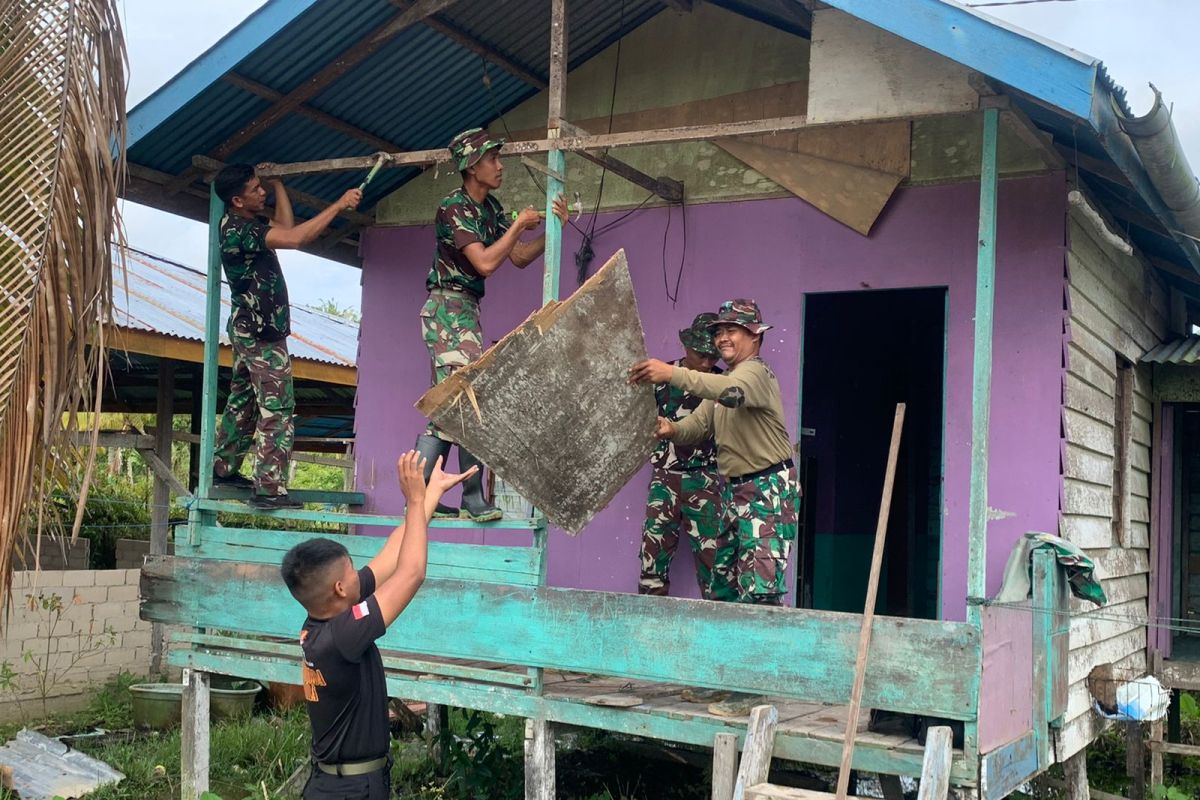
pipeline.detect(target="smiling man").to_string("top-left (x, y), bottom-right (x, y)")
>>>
top-left (414, 127), bottom-right (568, 523)
top-left (629, 298), bottom-right (800, 715)
top-left (210, 163), bottom-right (361, 509)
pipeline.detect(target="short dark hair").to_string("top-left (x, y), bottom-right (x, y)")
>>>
top-left (213, 163), bottom-right (256, 206)
top-left (281, 538), bottom-right (349, 607)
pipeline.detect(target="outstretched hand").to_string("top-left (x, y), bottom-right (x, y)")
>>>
top-left (396, 450), bottom-right (427, 505)
top-left (427, 455), bottom-right (478, 496)
top-left (628, 358), bottom-right (672, 385)
top-left (654, 416), bottom-right (675, 440)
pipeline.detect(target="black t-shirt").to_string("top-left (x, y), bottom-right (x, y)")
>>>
top-left (300, 566), bottom-right (388, 763)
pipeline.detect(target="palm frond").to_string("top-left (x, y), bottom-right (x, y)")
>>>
top-left (0, 0), bottom-right (127, 612)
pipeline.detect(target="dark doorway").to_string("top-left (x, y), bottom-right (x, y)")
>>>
top-left (799, 289), bottom-right (946, 619)
top-left (1176, 406), bottom-right (1200, 655)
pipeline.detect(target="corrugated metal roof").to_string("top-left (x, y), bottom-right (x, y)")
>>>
top-left (0, 729), bottom-right (124, 800)
top-left (125, 0), bottom-right (663, 218)
top-left (113, 245), bottom-right (358, 367)
top-left (1142, 335), bottom-right (1200, 365)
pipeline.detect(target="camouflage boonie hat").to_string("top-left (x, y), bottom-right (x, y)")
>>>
top-left (710, 299), bottom-right (771, 335)
top-left (679, 312), bottom-right (718, 356)
top-left (448, 127), bottom-right (505, 171)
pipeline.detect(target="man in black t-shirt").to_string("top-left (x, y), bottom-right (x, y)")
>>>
top-left (282, 450), bottom-right (475, 799)
top-left (211, 163), bottom-right (362, 510)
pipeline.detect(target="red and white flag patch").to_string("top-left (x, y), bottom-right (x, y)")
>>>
top-left (351, 601), bottom-right (370, 620)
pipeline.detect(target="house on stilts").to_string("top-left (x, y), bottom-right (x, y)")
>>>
top-left (124, 0), bottom-right (1200, 796)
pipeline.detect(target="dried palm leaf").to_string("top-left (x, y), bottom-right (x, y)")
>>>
top-left (0, 0), bottom-right (127, 614)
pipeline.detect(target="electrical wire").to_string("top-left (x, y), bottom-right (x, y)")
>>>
top-left (966, 0), bottom-right (1080, 7)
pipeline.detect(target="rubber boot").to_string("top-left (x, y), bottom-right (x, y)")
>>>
top-left (415, 434), bottom-right (458, 519)
top-left (457, 448), bottom-right (502, 522)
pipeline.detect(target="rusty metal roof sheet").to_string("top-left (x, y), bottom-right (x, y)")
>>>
top-left (113, 245), bottom-right (358, 367)
top-left (0, 729), bottom-right (124, 800)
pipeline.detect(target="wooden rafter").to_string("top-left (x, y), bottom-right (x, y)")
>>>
top-left (558, 120), bottom-right (682, 202)
top-left (212, 0), bottom-right (463, 161)
top-left (190, 156), bottom-right (374, 226)
top-left (222, 73), bottom-right (401, 154)
top-left (660, 0), bottom-right (694, 10)
top-left (387, 0), bottom-right (548, 89)
top-left (255, 115), bottom-right (813, 178)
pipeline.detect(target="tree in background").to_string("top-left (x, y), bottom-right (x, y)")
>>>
top-left (313, 297), bottom-right (362, 324)
top-left (0, 0), bottom-right (127, 608)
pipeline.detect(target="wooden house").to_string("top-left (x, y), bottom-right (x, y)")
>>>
top-left (124, 1), bottom-right (1200, 796)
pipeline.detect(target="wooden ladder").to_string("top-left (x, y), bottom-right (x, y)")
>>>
top-left (723, 704), bottom-right (953, 800)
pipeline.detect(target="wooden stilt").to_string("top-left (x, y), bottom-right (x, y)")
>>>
top-left (713, 732), bottom-right (738, 800)
top-left (734, 705), bottom-right (779, 800)
top-left (149, 358), bottom-right (175, 679)
top-left (1062, 751), bottom-right (1090, 800)
top-left (916, 727), bottom-right (952, 800)
top-left (181, 669), bottom-right (211, 799)
top-left (1126, 720), bottom-right (1146, 800)
top-left (1149, 651), bottom-right (1164, 787)
top-left (524, 717), bottom-right (556, 800)
top-left (426, 702), bottom-right (448, 770)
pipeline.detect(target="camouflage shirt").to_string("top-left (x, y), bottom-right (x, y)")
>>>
top-left (651, 359), bottom-right (721, 472)
top-left (427, 187), bottom-right (510, 299)
top-left (219, 213), bottom-right (290, 342)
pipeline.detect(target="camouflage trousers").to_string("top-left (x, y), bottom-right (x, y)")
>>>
top-left (213, 332), bottom-right (295, 496)
top-left (638, 466), bottom-right (735, 600)
top-left (713, 464), bottom-right (800, 606)
top-left (420, 290), bottom-right (483, 439)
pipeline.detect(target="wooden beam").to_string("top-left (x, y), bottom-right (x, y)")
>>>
top-left (1056, 142), bottom-right (1133, 188)
top-left (138, 447), bottom-right (193, 500)
top-left (547, 0), bottom-right (568, 131)
top-left (191, 155), bottom-right (375, 227)
top-left (221, 73), bottom-right (401, 154)
top-left (181, 669), bottom-right (211, 799)
top-left (1148, 255), bottom-right (1200, 287)
top-left (106, 325), bottom-right (359, 386)
top-left (211, 0), bottom-right (464, 161)
top-left (661, 0), bottom-right (694, 10)
top-left (256, 115), bottom-right (813, 178)
top-left (123, 163), bottom-right (364, 266)
top-left (559, 120), bottom-right (683, 202)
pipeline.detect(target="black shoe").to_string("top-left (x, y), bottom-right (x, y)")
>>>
top-left (415, 434), bottom-right (458, 518)
top-left (249, 493), bottom-right (303, 510)
top-left (213, 471), bottom-right (254, 489)
top-left (457, 448), bottom-right (502, 523)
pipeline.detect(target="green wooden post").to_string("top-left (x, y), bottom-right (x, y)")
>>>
top-left (1031, 547), bottom-right (1068, 769)
top-left (198, 185), bottom-right (223, 499)
top-left (542, 149), bottom-right (565, 305)
top-left (966, 108), bottom-right (999, 628)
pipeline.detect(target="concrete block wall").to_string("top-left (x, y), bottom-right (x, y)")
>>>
top-left (0, 569), bottom-right (149, 721)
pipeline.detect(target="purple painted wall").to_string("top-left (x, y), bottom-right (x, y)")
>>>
top-left (356, 173), bottom-right (1067, 621)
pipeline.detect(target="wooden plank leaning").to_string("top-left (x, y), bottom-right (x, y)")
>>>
top-left (834, 403), bottom-right (906, 799)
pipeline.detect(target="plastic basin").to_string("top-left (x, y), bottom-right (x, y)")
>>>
top-left (129, 680), bottom-right (262, 729)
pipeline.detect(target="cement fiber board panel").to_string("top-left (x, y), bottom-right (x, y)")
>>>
top-left (417, 249), bottom-right (656, 533)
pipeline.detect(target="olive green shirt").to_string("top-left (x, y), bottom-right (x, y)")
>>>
top-left (669, 357), bottom-right (793, 478)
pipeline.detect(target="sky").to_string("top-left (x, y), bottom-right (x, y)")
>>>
top-left (117, 0), bottom-right (1200, 315)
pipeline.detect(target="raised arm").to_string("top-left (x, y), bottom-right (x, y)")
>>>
top-left (367, 455), bottom-right (476, 586)
top-left (265, 187), bottom-right (361, 251)
top-left (261, 173), bottom-right (294, 228)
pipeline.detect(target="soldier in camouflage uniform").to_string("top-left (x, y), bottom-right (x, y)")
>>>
top-left (210, 163), bottom-right (362, 510)
top-left (638, 313), bottom-right (734, 600)
top-left (630, 299), bottom-right (800, 716)
top-left (415, 128), bottom-right (568, 522)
